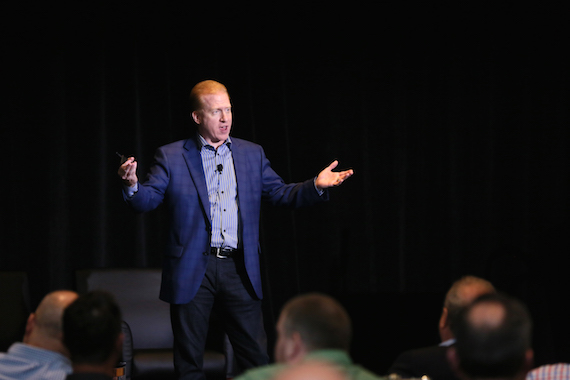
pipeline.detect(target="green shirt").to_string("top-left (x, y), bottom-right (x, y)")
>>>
top-left (235, 350), bottom-right (387, 380)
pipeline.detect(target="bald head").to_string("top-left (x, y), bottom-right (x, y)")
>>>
top-left (441, 276), bottom-right (496, 340)
top-left (467, 301), bottom-right (506, 330)
top-left (445, 276), bottom-right (496, 314)
top-left (24, 290), bottom-right (78, 350)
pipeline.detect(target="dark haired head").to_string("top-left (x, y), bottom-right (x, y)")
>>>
top-left (450, 293), bottom-right (533, 379)
top-left (280, 293), bottom-right (352, 351)
top-left (63, 290), bottom-right (122, 365)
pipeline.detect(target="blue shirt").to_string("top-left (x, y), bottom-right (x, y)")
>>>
top-left (197, 135), bottom-right (239, 249)
top-left (0, 343), bottom-right (72, 380)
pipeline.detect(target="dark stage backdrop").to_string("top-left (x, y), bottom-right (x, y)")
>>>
top-left (2, 1), bottom-right (569, 374)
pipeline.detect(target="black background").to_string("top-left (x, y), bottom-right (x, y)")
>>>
top-left (2, 0), bottom-right (569, 374)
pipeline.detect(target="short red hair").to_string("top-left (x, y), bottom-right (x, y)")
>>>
top-left (189, 80), bottom-right (230, 112)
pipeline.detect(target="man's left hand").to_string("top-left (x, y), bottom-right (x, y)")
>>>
top-left (315, 160), bottom-right (354, 191)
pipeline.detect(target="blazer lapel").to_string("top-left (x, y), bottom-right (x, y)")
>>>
top-left (231, 138), bottom-right (249, 198)
top-left (183, 138), bottom-right (211, 226)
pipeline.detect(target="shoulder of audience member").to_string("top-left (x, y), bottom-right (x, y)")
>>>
top-left (234, 363), bottom-right (288, 380)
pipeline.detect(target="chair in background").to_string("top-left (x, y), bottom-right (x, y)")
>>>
top-left (75, 268), bottom-right (227, 380)
top-left (120, 320), bottom-right (134, 379)
top-left (0, 271), bottom-right (31, 352)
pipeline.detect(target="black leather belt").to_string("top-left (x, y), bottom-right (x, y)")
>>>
top-left (210, 247), bottom-right (242, 258)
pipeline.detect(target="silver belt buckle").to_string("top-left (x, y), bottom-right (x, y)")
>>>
top-left (214, 247), bottom-right (227, 259)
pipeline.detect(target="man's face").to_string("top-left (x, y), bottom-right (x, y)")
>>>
top-left (192, 91), bottom-right (232, 148)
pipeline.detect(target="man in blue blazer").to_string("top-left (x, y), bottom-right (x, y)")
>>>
top-left (118, 80), bottom-right (353, 380)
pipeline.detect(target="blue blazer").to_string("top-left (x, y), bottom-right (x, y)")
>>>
top-left (124, 136), bottom-right (328, 304)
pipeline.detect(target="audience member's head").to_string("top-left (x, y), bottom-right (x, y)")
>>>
top-left (274, 293), bottom-right (352, 365)
top-left (274, 360), bottom-right (349, 380)
top-left (23, 290), bottom-right (79, 356)
top-left (447, 293), bottom-right (533, 380)
top-left (63, 290), bottom-right (123, 376)
top-left (440, 275), bottom-right (496, 342)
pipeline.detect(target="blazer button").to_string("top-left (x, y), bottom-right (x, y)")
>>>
top-left (203, 251), bottom-right (209, 256)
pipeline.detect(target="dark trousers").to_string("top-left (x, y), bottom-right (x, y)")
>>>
top-left (170, 254), bottom-right (269, 380)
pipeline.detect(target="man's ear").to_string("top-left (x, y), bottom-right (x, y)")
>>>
top-left (116, 332), bottom-right (124, 352)
top-left (287, 332), bottom-right (307, 365)
top-left (113, 332), bottom-right (125, 362)
top-left (23, 313), bottom-right (36, 342)
top-left (523, 349), bottom-right (534, 373)
top-left (192, 110), bottom-right (201, 125)
top-left (439, 307), bottom-right (449, 330)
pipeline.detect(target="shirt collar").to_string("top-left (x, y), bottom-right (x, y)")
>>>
top-left (304, 350), bottom-right (352, 366)
top-left (9, 342), bottom-right (72, 365)
top-left (439, 338), bottom-right (456, 347)
top-left (197, 133), bottom-right (232, 150)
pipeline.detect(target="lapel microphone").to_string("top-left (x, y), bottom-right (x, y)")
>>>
top-left (217, 164), bottom-right (223, 173)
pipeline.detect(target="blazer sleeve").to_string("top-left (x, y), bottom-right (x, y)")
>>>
top-left (259, 146), bottom-right (329, 208)
top-left (123, 146), bottom-right (171, 213)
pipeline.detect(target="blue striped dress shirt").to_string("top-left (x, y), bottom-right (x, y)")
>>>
top-left (0, 342), bottom-right (72, 380)
top-left (198, 135), bottom-right (239, 249)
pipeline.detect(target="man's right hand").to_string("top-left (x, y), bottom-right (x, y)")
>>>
top-left (118, 157), bottom-right (138, 187)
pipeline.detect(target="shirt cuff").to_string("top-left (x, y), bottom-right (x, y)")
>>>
top-left (124, 183), bottom-right (139, 198)
top-left (313, 177), bottom-right (325, 196)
